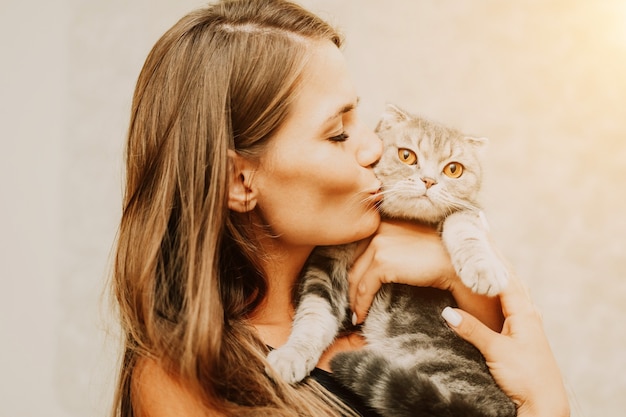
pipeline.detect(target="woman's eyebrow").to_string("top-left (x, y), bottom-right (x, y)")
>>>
top-left (325, 97), bottom-right (360, 123)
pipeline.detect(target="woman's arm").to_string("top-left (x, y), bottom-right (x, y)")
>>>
top-left (442, 275), bottom-right (570, 417)
top-left (349, 219), bottom-right (503, 330)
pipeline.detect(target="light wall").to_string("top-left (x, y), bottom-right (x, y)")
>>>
top-left (2, 1), bottom-right (624, 416)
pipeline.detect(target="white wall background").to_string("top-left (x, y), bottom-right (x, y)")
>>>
top-left (1, 0), bottom-right (624, 416)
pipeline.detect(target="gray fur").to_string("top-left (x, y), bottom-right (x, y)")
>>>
top-left (266, 105), bottom-right (515, 416)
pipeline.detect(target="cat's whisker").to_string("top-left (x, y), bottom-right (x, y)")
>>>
top-left (345, 191), bottom-right (384, 216)
top-left (434, 191), bottom-right (479, 212)
top-left (352, 191), bottom-right (378, 206)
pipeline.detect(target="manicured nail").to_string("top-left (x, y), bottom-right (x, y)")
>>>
top-left (442, 307), bottom-right (462, 327)
top-left (352, 312), bottom-right (358, 326)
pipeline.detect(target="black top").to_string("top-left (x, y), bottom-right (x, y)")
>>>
top-left (309, 367), bottom-right (382, 417)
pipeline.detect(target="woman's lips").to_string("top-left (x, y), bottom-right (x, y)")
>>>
top-left (369, 187), bottom-right (383, 203)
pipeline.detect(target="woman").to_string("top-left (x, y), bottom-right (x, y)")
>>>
top-left (112, 1), bottom-right (570, 416)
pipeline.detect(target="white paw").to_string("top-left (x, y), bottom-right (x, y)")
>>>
top-left (457, 254), bottom-right (509, 296)
top-left (266, 345), bottom-right (317, 384)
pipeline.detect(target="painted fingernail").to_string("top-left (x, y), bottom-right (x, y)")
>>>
top-left (442, 307), bottom-right (462, 327)
top-left (352, 312), bottom-right (358, 326)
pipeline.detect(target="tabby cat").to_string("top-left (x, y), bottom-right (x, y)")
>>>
top-left (266, 104), bottom-right (516, 417)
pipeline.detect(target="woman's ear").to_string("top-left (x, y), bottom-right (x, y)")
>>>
top-left (227, 150), bottom-right (258, 213)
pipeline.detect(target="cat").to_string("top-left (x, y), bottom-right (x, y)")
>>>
top-left (266, 104), bottom-right (515, 417)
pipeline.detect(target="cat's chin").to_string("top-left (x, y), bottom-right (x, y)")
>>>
top-left (380, 199), bottom-right (444, 224)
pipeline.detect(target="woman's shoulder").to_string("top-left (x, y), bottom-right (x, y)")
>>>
top-left (132, 357), bottom-right (224, 417)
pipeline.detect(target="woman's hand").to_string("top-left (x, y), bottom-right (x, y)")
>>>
top-left (442, 275), bottom-right (570, 417)
top-left (348, 219), bottom-right (458, 324)
top-left (349, 219), bottom-right (503, 329)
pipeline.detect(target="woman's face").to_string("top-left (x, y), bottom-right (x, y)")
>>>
top-left (252, 40), bottom-right (383, 249)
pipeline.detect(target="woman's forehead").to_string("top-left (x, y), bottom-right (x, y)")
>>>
top-left (287, 41), bottom-right (358, 130)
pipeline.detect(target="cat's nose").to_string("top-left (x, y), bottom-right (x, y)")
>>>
top-left (421, 177), bottom-right (437, 189)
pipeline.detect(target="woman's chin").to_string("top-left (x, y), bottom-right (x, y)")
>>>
top-left (320, 211), bottom-right (380, 246)
top-left (354, 214), bottom-right (381, 241)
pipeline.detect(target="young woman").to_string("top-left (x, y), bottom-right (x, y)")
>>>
top-left (111, 1), bottom-right (570, 416)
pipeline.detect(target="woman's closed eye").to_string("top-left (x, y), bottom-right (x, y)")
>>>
top-left (329, 132), bottom-right (349, 142)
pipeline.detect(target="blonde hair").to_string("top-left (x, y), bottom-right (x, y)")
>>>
top-left (111, 0), bottom-right (352, 415)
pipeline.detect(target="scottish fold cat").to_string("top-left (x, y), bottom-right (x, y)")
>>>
top-left (267, 104), bottom-right (515, 417)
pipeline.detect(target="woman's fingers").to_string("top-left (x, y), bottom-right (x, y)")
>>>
top-left (348, 219), bottom-right (457, 324)
top-left (442, 307), bottom-right (497, 355)
top-left (443, 274), bottom-right (570, 417)
top-left (348, 244), bottom-right (380, 324)
top-left (498, 274), bottom-right (535, 318)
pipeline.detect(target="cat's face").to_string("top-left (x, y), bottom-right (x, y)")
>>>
top-left (374, 105), bottom-right (486, 224)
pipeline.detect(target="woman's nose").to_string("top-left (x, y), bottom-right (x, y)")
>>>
top-left (357, 128), bottom-right (383, 168)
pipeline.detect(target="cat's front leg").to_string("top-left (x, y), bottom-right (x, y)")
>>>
top-left (441, 210), bottom-right (509, 296)
top-left (266, 294), bottom-right (343, 384)
top-left (266, 245), bottom-right (353, 384)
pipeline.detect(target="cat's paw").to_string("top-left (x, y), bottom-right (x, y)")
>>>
top-left (266, 345), bottom-right (317, 384)
top-left (457, 254), bottom-right (509, 296)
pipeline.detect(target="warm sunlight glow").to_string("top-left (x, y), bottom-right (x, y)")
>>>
top-left (617, 2), bottom-right (626, 47)
top-left (598, 1), bottom-right (626, 49)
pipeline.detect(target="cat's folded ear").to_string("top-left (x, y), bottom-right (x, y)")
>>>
top-left (375, 103), bottom-right (411, 133)
top-left (464, 136), bottom-right (488, 147)
top-left (464, 136), bottom-right (489, 155)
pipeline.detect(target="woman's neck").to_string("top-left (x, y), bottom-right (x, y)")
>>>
top-left (248, 240), bottom-right (313, 346)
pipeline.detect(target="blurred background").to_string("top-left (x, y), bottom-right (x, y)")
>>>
top-left (1, 0), bottom-right (624, 415)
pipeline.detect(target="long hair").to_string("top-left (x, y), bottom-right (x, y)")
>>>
top-left (111, 0), bottom-right (350, 415)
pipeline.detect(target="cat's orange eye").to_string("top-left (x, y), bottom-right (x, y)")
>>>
top-left (443, 162), bottom-right (464, 178)
top-left (398, 148), bottom-right (417, 165)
